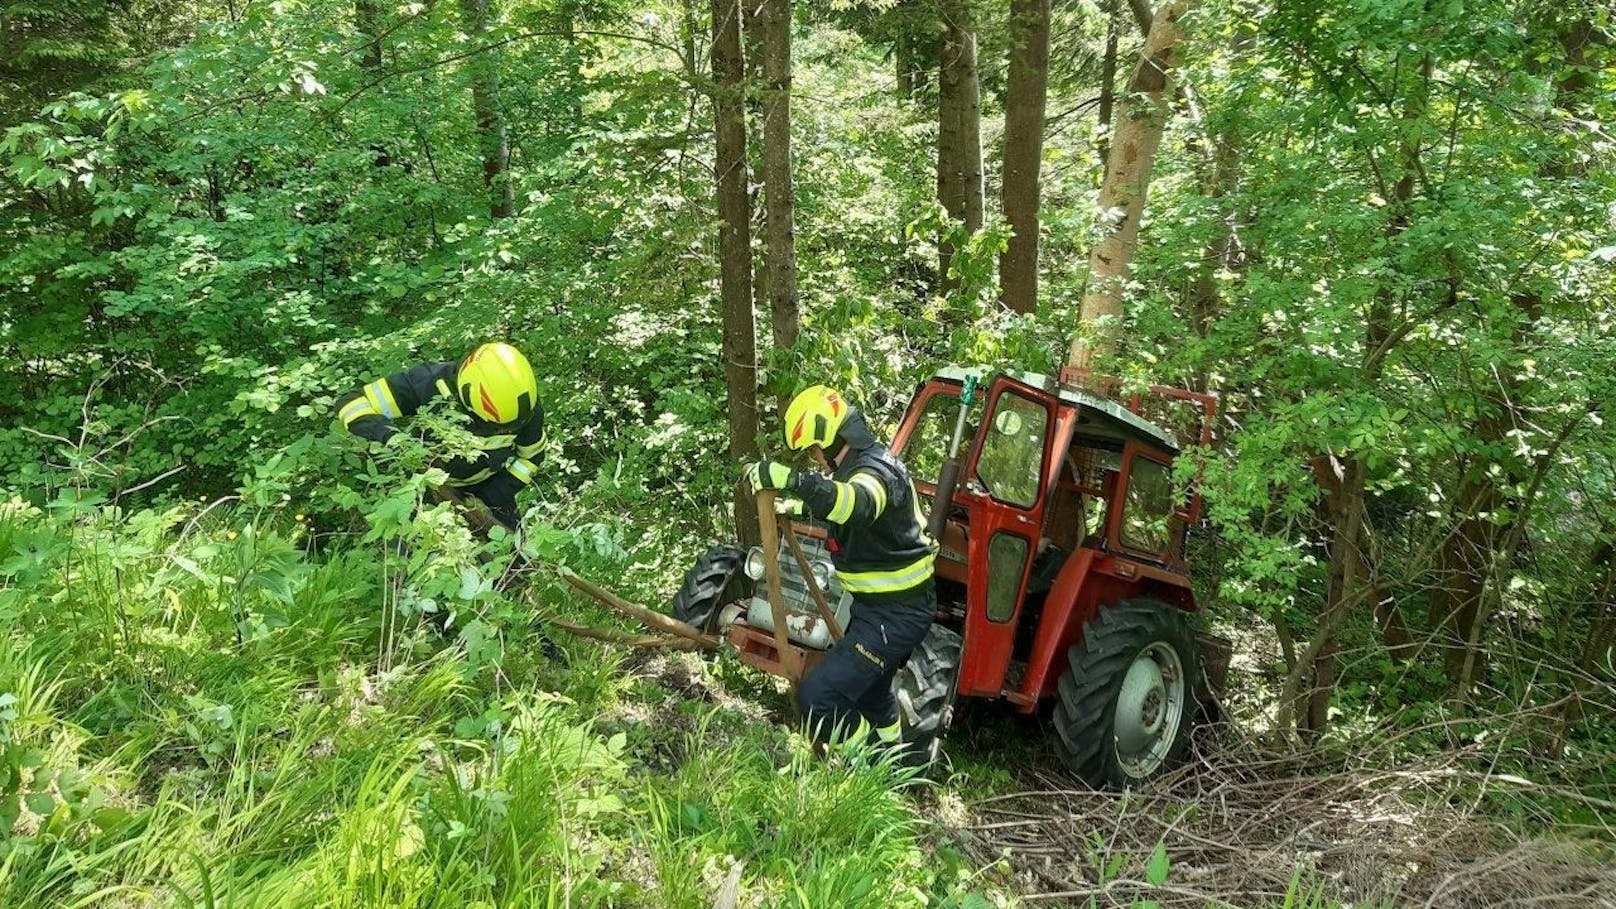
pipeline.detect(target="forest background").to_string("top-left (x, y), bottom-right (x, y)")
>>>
top-left (1, 0), bottom-right (1614, 906)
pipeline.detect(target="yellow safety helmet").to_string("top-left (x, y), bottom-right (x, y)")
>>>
top-left (457, 342), bottom-right (538, 425)
top-left (783, 385), bottom-right (853, 451)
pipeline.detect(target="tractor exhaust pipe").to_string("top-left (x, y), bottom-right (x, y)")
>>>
top-left (927, 374), bottom-right (977, 541)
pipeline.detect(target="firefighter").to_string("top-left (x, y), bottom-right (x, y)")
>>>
top-left (744, 385), bottom-right (938, 751)
top-left (337, 342), bottom-right (544, 530)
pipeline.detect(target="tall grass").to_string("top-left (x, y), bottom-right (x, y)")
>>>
top-left (0, 497), bottom-right (1003, 907)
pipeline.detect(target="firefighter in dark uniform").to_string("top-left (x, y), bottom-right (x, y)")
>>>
top-left (337, 342), bottom-right (544, 529)
top-left (744, 385), bottom-right (938, 749)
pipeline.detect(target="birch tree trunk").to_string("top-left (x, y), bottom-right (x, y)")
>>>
top-left (1066, 0), bottom-right (1189, 369)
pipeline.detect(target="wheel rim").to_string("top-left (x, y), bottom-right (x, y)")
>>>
top-left (1114, 642), bottom-right (1186, 778)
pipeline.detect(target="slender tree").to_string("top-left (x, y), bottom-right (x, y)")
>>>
top-left (712, 0), bottom-right (762, 544)
top-left (937, 0), bottom-right (982, 288)
top-left (1066, 0), bottom-right (1190, 369)
top-left (356, 0), bottom-right (383, 69)
top-left (459, 0), bottom-right (515, 218)
top-left (1095, 0), bottom-right (1120, 169)
top-left (998, 0), bottom-right (1051, 314)
top-left (760, 0), bottom-right (800, 355)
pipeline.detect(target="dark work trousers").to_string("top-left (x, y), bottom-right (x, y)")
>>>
top-left (796, 582), bottom-right (937, 745)
top-left (457, 469), bottom-right (523, 529)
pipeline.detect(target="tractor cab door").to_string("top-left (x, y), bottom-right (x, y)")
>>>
top-left (955, 375), bottom-right (1071, 697)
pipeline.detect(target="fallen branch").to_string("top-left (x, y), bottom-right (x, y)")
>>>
top-left (549, 617), bottom-right (706, 651)
top-left (556, 566), bottom-right (722, 651)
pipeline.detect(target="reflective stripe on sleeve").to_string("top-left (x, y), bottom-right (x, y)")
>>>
top-left (340, 398), bottom-right (378, 426)
top-left (507, 458), bottom-right (537, 484)
top-left (826, 483), bottom-right (855, 523)
top-left (837, 552), bottom-right (936, 594)
top-left (849, 471), bottom-right (888, 518)
top-left (449, 468), bottom-right (496, 487)
top-left (435, 378), bottom-right (453, 399)
top-left (364, 380), bottom-right (400, 418)
top-left (516, 442), bottom-right (544, 458)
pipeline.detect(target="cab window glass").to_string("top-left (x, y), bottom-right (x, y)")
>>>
top-left (1121, 458), bottom-right (1173, 553)
top-left (894, 391), bottom-right (961, 485)
top-left (974, 393), bottom-right (1048, 509)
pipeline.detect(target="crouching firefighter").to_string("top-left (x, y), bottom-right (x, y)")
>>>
top-left (744, 385), bottom-right (938, 754)
top-left (336, 342), bottom-right (544, 530)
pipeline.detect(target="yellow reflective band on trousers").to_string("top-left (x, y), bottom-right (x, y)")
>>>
top-left (849, 471), bottom-right (887, 517)
top-left (826, 483), bottom-right (855, 523)
top-left (837, 551), bottom-right (935, 594)
top-left (364, 380), bottom-right (400, 419)
top-left (339, 398), bottom-right (376, 426)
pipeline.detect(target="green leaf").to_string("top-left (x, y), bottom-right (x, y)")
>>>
top-left (25, 791), bottom-right (55, 816)
top-left (1145, 841), bottom-right (1170, 886)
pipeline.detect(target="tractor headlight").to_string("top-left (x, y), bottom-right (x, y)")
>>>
top-left (743, 546), bottom-right (767, 581)
top-left (811, 560), bottom-right (835, 591)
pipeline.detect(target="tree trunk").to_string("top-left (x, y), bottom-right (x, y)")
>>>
top-left (560, 0), bottom-right (585, 128)
top-left (1095, 0), bottom-right (1119, 171)
top-left (1066, 0), bottom-right (1190, 370)
top-left (459, 0), bottom-right (514, 219)
top-left (896, 28), bottom-right (914, 99)
top-left (713, 0), bottom-right (762, 545)
top-left (760, 0), bottom-right (799, 356)
top-left (356, 0), bottom-right (383, 69)
top-left (937, 0), bottom-right (982, 289)
top-left (1279, 454), bottom-right (1372, 738)
top-left (997, 0), bottom-right (1050, 315)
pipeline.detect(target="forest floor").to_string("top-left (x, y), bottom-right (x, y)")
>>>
top-left (615, 637), bottom-right (1616, 908)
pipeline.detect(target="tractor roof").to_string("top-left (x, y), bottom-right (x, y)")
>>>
top-left (932, 366), bottom-right (1180, 452)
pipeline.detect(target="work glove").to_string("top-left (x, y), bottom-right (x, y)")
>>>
top-left (775, 496), bottom-right (806, 518)
top-left (743, 460), bottom-right (794, 495)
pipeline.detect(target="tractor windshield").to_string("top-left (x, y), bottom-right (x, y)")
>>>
top-left (896, 388), bottom-right (965, 486)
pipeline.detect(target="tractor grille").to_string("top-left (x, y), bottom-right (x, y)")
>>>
top-left (772, 532), bottom-right (836, 614)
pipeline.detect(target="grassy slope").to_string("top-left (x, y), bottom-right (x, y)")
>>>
top-left (0, 494), bottom-right (1012, 908)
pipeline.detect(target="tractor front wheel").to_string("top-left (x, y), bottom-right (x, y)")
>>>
top-left (1053, 598), bottom-right (1199, 788)
top-left (671, 545), bottom-right (749, 633)
top-left (893, 623), bottom-right (964, 767)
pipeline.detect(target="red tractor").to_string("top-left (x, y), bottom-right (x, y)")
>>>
top-left (671, 367), bottom-right (1228, 788)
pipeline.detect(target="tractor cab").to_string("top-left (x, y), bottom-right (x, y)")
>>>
top-left (892, 367), bottom-right (1223, 717)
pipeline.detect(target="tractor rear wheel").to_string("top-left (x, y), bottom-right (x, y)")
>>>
top-left (671, 545), bottom-right (749, 633)
top-left (893, 623), bottom-right (964, 767)
top-left (1053, 598), bottom-right (1199, 789)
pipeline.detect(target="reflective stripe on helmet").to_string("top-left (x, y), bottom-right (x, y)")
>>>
top-left (836, 552), bottom-right (936, 594)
